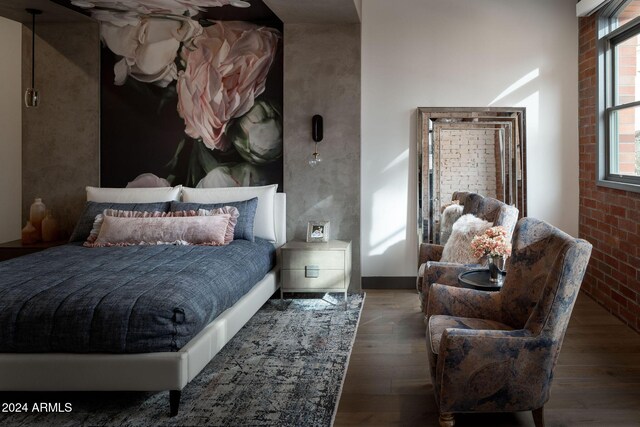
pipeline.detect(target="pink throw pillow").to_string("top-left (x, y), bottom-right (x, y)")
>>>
top-left (84, 207), bottom-right (239, 247)
top-left (86, 214), bottom-right (232, 247)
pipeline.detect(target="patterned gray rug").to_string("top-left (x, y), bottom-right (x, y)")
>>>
top-left (0, 293), bottom-right (364, 427)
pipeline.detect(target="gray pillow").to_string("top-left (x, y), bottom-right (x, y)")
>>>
top-left (69, 201), bottom-right (171, 243)
top-left (170, 197), bottom-right (258, 242)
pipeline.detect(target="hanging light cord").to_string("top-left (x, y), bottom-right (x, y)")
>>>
top-left (31, 11), bottom-right (35, 89)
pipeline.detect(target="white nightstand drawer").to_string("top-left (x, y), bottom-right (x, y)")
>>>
top-left (282, 269), bottom-right (345, 290)
top-left (282, 250), bottom-right (345, 270)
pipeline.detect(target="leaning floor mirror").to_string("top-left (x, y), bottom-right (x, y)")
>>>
top-left (417, 107), bottom-right (527, 245)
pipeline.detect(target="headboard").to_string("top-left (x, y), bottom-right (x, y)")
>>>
top-left (274, 193), bottom-right (286, 248)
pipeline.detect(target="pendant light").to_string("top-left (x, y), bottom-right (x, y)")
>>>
top-left (25, 9), bottom-right (42, 108)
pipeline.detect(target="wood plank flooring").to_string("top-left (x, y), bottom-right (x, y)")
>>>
top-left (334, 290), bottom-right (640, 427)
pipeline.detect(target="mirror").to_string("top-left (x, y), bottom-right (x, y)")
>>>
top-left (417, 107), bottom-right (527, 244)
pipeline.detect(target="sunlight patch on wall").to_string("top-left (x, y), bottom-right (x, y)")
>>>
top-left (517, 91), bottom-right (539, 143)
top-left (368, 149), bottom-right (409, 257)
top-left (382, 149), bottom-right (409, 173)
top-left (369, 226), bottom-right (405, 256)
top-left (489, 69), bottom-right (539, 106)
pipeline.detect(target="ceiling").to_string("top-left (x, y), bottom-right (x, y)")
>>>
top-left (50, 0), bottom-right (282, 24)
top-left (0, 0), bottom-right (361, 26)
top-left (0, 0), bottom-right (92, 23)
top-left (198, 0), bottom-right (280, 24)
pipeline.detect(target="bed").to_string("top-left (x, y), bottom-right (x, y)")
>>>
top-left (0, 191), bottom-right (286, 415)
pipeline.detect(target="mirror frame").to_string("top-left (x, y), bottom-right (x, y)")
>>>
top-left (417, 107), bottom-right (527, 245)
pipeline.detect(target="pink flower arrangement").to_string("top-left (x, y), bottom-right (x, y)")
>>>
top-left (471, 226), bottom-right (512, 258)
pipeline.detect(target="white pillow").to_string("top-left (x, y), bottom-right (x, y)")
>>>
top-left (440, 203), bottom-right (464, 245)
top-left (182, 184), bottom-right (278, 242)
top-left (86, 186), bottom-right (182, 203)
top-left (440, 214), bottom-right (493, 264)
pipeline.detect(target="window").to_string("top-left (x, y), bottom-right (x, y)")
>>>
top-left (599, 0), bottom-right (640, 190)
top-left (615, 0), bottom-right (640, 27)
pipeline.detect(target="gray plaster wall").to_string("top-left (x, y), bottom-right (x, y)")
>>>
top-left (283, 23), bottom-right (361, 290)
top-left (22, 22), bottom-right (100, 236)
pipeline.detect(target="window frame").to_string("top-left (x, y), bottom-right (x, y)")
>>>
top-left (596, 0), bottom-right (640, 192)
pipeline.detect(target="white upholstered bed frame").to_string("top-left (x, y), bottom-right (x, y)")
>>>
top-left (0, 193), bottom-right (287, 416)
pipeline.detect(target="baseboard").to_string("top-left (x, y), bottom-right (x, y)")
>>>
top-left (361, 276), bottom-right (416, 289)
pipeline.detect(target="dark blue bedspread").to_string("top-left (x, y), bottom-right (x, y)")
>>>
top-left (0, 240), bottom-right (275, 353)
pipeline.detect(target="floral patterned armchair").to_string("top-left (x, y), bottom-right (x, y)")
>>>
top-left (425, 217), bottom-right (592, 427)
top-left (417, 193), bottom-right (519, 313)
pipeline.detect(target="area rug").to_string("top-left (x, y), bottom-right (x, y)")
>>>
top-left (0, 293), bottom-right (364, 427)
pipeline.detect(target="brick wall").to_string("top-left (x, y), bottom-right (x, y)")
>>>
top-left (438, 128), bottom-right (499, 202)
top-left (579, 16), bottom-right (640, 332)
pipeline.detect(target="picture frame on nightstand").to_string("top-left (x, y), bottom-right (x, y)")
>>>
top-left (306, 220), bottom-right (330, 243)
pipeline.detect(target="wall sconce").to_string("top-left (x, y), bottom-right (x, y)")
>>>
top-left (308, 115), bottom-right (323, 168)
top-left (25, 8), bottom-right (42, 108)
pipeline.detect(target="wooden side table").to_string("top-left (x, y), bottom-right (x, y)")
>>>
top-left (0, 239), bottom-right (67, 262)
top-left (280, 240), bottom-right (352, 300)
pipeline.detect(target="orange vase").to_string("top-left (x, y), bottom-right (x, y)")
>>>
top-left (42, 211), bottom-right (59, 242)
top-left (21, 221), bottom-right (39, 245)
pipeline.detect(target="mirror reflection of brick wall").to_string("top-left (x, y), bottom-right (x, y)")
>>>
top-left (438, 128), bottom-right (500, 201)
top-left (418, 107), bottom-right (526, 245)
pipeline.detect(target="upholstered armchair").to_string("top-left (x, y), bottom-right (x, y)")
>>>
top-left (425, 217), bottom-right (592, 427)
top-left (417, 193), bottom-right (519, 312)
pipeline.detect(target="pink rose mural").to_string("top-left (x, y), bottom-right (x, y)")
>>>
top-left (126, 173), bottom-right (171, 188)
top-left (101, 15), bottom-right (202, 87)
top-left (72, 1), bottom-right (236, 25)
top-left (67, 0), bottom-right (283, 189)
top-left (177, 21), bottom-right (279, 151)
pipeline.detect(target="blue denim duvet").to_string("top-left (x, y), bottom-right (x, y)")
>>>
top-left (0, 239), bottom-right (275, 353)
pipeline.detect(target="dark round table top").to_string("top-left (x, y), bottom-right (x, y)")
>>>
top-left (458, 269), bottom-right (504, 291)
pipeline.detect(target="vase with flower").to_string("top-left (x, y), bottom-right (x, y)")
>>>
top-left (471, 226), bottom-right (513, 283)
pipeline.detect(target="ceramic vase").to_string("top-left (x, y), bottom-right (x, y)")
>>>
top-left (29, 198), bottom-right (46, 240)
top-left (41, 211), bottom-right (59, 242)
top-left (21, 221), bottom-right (39, 245)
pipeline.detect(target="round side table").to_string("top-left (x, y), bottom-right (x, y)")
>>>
top-left (458, 269), bottom-right (504, 291)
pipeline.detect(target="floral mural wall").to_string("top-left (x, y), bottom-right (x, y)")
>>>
top-left (70, 0), bottom-right (283, 189)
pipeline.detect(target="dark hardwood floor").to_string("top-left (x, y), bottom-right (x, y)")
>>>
top-left (335, 290), bottom-right (640, 426)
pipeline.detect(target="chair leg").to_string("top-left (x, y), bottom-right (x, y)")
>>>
top-left (439, 412), bottom-right (455, 427)
top-left (532, 406), bottom-right (544, 427)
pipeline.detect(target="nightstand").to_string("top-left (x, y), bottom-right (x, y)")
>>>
top-left (0, 239), bottom-right (67, 262)
top-left (280, 240), bottom-right (352, 300)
